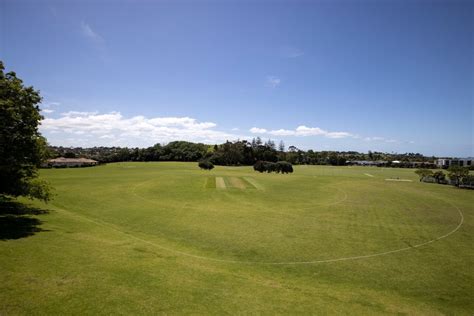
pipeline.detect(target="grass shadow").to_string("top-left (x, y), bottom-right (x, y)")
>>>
top-left (0, 196), bottom-right (51, 240)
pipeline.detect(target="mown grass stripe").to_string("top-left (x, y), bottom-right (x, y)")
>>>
top-left (205, 176), bottom-right (216, 189)
top-left (242, 177), bottom-right (263, 190)
top-left (240, 177), bottom-right (257, 189)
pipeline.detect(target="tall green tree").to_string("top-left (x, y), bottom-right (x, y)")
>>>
top-left (0, 61), bottom-right (51, 201)
top-left (415, 168), bottom-right (433, 181)
top-left (432, 170), bottom-right (446, 184)
top-left (278, 140), bottom-right (285, 152)
top-left (447, 165), bottom-right (469, 187)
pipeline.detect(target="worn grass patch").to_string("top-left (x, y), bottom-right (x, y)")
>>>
top-left (227, 177), bottom-right (246, 189)
top-left (215, 177), bottom-right (226, 189)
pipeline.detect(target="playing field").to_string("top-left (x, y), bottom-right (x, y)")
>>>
top-left (1, 162), bottom-right (473, 314)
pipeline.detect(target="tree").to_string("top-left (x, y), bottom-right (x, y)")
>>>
top-left (276, 161), bottom-right (293, 173)
top-left (198, 160), bottom-right (214, 170)
top-left (253, 160), bottom-right (265, 173)
top-left (460, 174), bottom-right (474, 188)
top-left (64, 152), bottom-right (77, 158)
top-left (253, 160), bottom-right (293, 174)
top-left (432, 171), bottom-right (446, 184)
top-left (415, 168), bottom-right (433, 182)
top-left (0, 61), bottom-right (51, 201)
top-left (447, 165), bottom-right (469, 187)
top-left (278, 140), bottom-right (285, 152)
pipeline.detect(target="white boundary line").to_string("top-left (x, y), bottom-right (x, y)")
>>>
top-left (54, 178), bottom-right (465, 265)
top-left (364, 173), bottom-right (374, 177)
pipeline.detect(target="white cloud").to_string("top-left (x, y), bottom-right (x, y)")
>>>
top-left (364, 136), bottom-right (384, 141)
top-left (265, 76), bottom-right (281, 88)
top-left (250, 127), bottom-right (268, 134)
top-left (40, 111), bottom-right (243, 147)
top-left (364, 136), bottom-right (399, 143)
top-left (81, 21), bottom-right (103, 43)
top-left (266, 129), bottom-right (295, 136)
top-left (249, 125), bottom-right (354, 139)
top-left (41, 101), bottom-right (60, 112)
top-left (294, 126), bottom-right (327, 136)
top-left (326, 132), bottom-right (354, 139)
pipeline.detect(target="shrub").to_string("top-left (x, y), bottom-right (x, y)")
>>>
top-left (198, 160), bottom-right (214, 170)
top-left (415, 168), bottom-right (433, 181)
top-left (253, 160), bottom-right (265, 173)
top-left (447, 165), bottom-right (469, 187)
top-left (276, 161), bottom-right (293, 173)
top-left (459, 175), bottom-right (474, 189)
top-left (253, 160), bottom-right (293, 174)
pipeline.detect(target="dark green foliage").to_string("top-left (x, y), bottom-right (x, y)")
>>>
top-left (64, 152), bottom-right (77, 158)
top-left (254, 161), bottom-right (293, 174)
top-left (159, 141), bottom-right (208, 161)
top-left (198, 160), bottom-right (214, 170)
top-left (459, 174), bottom-right (474, 189)
top-left (0, 61), bottom-right (51, 201)
top-left (415, 169), bottom-right (434, 181)
top-left (253, 160), bottom-right (265, 172)
top-left (48, 139), bottom-right (439, 170)
top-left (276, 161), bottom-right (293, 173)
top-left (432, 171), bottom-right (447, 184)
top-left (327, 152), bottom-right (347, 166)
top-left (447, 165), bottom-right (469, 187)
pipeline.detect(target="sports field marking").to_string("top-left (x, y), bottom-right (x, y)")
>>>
top-left (364, 173), bottom-right (374, 177)
top-left (51, 192), bottom-right (464, 265)
top-left (385, 179), bottom-right (413, 182)
top-left (216, 177), bottom-right (226, 189)
top-left (131, 179), bottom-right (160, 205)
top-left (242, 177), bottom-right (263, 190)
top-left (228, 177), bottom-right (246, 189)
top-left (126, 178), bottom-right (463, 264)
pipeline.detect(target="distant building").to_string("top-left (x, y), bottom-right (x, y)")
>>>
top-left (45, 157), bottom-right (99, 168)
top-left (348, 160), bottom-right (436, 168)
top-left (347, 160), bottom-right (385, 166)
top-left (435, 158), bottom-right (473, 168)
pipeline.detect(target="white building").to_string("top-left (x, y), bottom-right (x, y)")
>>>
top-left (45, 157), bottom-right (99, 168)
top-left (435, 158), bottom-right (473, 168)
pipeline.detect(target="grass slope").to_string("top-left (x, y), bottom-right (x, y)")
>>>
top-left (1, 162), bottom-right (473, 314)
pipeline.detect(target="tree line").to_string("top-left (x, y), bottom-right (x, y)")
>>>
top-left (48, 139), bottom-right (441, 168)
top-left (415, 166), bottom-right (473, 189)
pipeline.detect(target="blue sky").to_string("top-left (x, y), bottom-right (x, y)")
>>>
top-left (1, 0), bottom-right (472, 156)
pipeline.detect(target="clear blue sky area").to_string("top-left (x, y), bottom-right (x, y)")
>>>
top-left (1, 0), bottom-right (472, 157)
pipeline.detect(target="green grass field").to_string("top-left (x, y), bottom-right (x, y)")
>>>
top-left (1, 162), bottom-right (473, 314)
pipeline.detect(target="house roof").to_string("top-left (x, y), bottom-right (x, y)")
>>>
top-left (48, 157), bottom-right (98, 163)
